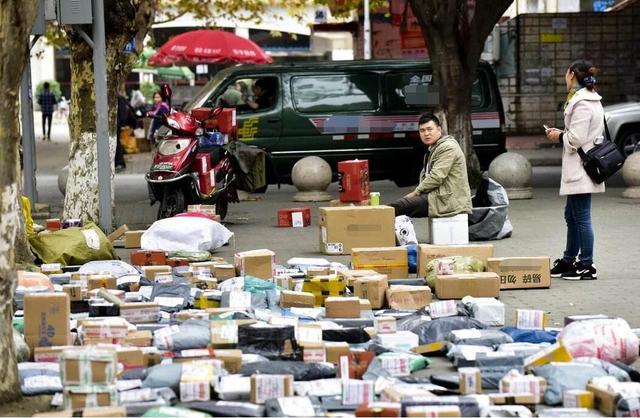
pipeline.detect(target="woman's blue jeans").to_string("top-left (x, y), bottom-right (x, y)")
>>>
top-left (563, 193), bottom-right (594, 264)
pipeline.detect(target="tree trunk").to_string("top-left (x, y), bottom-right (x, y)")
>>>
top-left (0, 0), bottom-right (38, 403)
top-left (409, 0), bottom-right (512, 187)
top-left (63, 0), bottom-right (154, 224)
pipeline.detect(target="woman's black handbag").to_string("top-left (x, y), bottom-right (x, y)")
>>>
top-left (577, 119), bottom-right (626, 184)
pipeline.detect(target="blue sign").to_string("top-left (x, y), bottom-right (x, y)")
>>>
top-left (124, 38), bottom-right (136, 54)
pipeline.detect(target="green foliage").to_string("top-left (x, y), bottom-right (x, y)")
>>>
top-left (35, 80), bottom-right (62, 101)
top-left (140, 81), bottom-right (159, 102)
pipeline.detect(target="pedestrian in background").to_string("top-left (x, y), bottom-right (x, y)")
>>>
top-left (545, 60), bottom-right (604, 281)
top-left (57, 96), bottom-right (69, 120)
top-left (146, 91), bottom-right (170, 145)
top-left (37, 82), bottom-right (57, 140)
top-left (116, 86), bottom-right (135, 172)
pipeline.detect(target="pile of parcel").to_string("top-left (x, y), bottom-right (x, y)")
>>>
top-left (13, 204), bottom-right (640, 418)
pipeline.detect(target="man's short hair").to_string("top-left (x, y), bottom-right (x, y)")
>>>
top-left (43, 82), bottom-right (50, 89)
top-left (418, 113), bottom-right (440, 126)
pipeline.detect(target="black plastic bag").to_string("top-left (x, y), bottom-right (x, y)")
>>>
top-left (322, 327), bottom-right (371, 344)
top-left (238, 324), bottom-right (299, 360)
top-left (397, 315), bottom-right (487, 345)
top-left (240, 361), bottom-right (335, 381)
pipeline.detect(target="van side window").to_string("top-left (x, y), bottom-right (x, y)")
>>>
top-left (385, 71), bottom-right (489, 110)
top-left (291, 74), bottom-right (379, 113)
top-left (214, 76), bottom-right (278, 113)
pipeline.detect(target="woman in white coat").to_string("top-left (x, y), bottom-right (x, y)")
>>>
top-left (545, 60), bottom-right (604, 280)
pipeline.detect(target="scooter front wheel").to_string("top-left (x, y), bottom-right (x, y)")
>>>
top-left (157, 188), bottom-right (186, 219)
top-left (216, 199), bottom-right (228, 220)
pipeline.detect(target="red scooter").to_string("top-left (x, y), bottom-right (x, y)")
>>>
top-left (145, 106), bottom-right (239, 220)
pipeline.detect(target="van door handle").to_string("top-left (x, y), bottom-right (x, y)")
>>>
top-left (266, 117), bottom-right (280, 123)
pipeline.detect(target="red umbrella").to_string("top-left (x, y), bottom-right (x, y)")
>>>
top-left (149, 29), bottom-right (273, 66)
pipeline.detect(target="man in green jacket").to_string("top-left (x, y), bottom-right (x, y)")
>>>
top-left (389, 113), bottom-right (472, 218)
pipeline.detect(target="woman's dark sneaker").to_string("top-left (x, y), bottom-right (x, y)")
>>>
top-left (550, 258), bottom-right (575, 278)
top-left (562, 262), bottom-right (597, 280)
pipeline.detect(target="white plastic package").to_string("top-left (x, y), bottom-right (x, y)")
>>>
top-left (558, 318), bottom-right (639, 365)
top-left (141, 216), bottom-right (233, 252)
top-left (462, 296), bottom-right (505, 326)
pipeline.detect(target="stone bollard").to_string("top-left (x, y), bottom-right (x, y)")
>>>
top-left (622, 152), bottom-right (640, 199)
top-left (488, 152), bottom-right (533, 199)
top-left (291, 156), bottom-right (333, 202)
top-left (58, 165), bottom-right (69, 196)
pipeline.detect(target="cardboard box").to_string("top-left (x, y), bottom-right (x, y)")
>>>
top-left (516, 309), bottom-right (547, 330)
top-left (122, 330), bottom-right (153, 347)
top-left (434, 272), bottom-right (500, 299)
top-left (107, 224), bottom-right (129, 242)
top-left (428, 214), bottom-right (469, 245)
top-left (141, 265), bottom-right (172, 280)
top-left (381, 386), bottom-right (434, 402)
top-left (24, 293), bottom-right (70, 350)
top-left (587, 382), bottom-right (617, 417)
top-left (81, 320), bottom-right (129, 340)
top-left (214, 264), bottom-right (236, 281)
top-left (352, 247), bottom-right (407, 279)
top-left (353, 274), bottom-right (389, 309)
top-left (386, 285), bottom-right (432, 310)
top-left (405, 406), bottom-right (462, 417)
top-left (487, 257), bottom-right (551, 290)
top-left (180, 363), bottom-right (213, 402)
top-left (277, 207), bottom-right (311, 227)
top-left (459, 367), bottom-right (482, 395)
top-left (330, 198), bottom-right (371, 207)
top-left (325, 342), bottom-right (350, 365)
top-left (376, 317), bottom-right (397, 334)
top-left (63, 284), bottom-right (83, 301)
top-left (563, 389), bottom-right (594, 408)
top-left (280, 290), bottom-right (316, 308)
top-left (489, 393), bottom-right (538, 406)
top-left (190, 261), bottom-right (217, 274)
top-left (250, 374), bottom-right (294, 404)
top-left (303, 343), bottom-right (326, 363)
top-left (524, 342), bottom-right (573, 370)
top-left (119, 302), bottom-right (160, 324)
top-left (61, 347), bottom-right (117, 385)
top-left (325, 297), bottom-right (361, 318)
top-left (33, 407), bottom-right (128, 417)
top-left (34, 345), bottom-right (76, 363)
top-left (307, 266), bottom-right (331, 277)
top-left (130, 250), bottom-right (166, 266)
top-left (319, 206), bottom-right (395, 255)
top-left (338, 159), bottom-right (370, 202)
top-left (234, 249), bottom-right (275, 279)
top-left (87, 275), bottom-right (117, 290)
top-left (359, 299), bottom-right (372, 311)
top-left (124, 230), bottom-right (145, 248)
top-left (343, 269), bottom-right (380, 286)
top-left (418, 244), bottom-right (495, 278)
top-left (296, 323), bottom-right (324, 345)
top-left (355, 402), bottom-right (401, 417)
top-left (499, 373), bottom-right (547, 404)
top-left (210, 320), bottom-right (240, 347)
top-left (211, 349), bottom-right (243, 373)
top-left (64, 386), bottom-right (118, 410)
top-left (343, 379), bottom-right (375, 406)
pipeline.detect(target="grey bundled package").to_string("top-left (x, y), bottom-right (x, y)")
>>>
top-left (475, 354), bottom-right (525, 389)
top-left (152, 319), bottom-right (211, 351)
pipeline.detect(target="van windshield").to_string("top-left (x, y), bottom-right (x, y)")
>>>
top-left (183, 72), bottom-right (227, 111)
